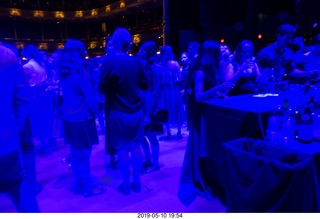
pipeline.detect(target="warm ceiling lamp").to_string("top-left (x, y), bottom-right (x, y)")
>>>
top-left (16, 42), bottom-right (24, 49)
top-left (34, 10), bottom-right (44, 17)
top-left (133, 34), bottom-right (141, 44)
top-left (102, 23), bottom-right (106, 32)
top-left (120, 1), bottom-right (126, 8)
top-left (10, 9), bottom-right (21, 16)
top-left (55, 11), bottom-right (64, 18)
top-left (89, 41), bottom-right (97, 49)
top-left (38, 43), bottom-right (48, 50)
top-left (75, 11), bottom-right (83, 17)
top-left (91, 9), bottom-right (98, 16)
top-left (106, 5), bottom-right (111, 13)
top-left (57, 43), bottom-right (64, 49)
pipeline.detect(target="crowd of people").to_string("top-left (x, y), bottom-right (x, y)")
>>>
top-left (1, 23), bottom-right (320, 212)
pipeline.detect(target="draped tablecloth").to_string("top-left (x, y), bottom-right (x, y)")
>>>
top-left (178, 93), bottom-right (320, 212)
top-left (223, 138), bottom-right (320, 212)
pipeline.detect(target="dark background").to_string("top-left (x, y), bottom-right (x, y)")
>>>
top-left (0, 0), bottom-right (319, 57)
top-left (165, 0), bottom-right (320, 55)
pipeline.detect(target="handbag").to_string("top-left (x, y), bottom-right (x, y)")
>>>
top-left (145, 109), bottom-right (169, 134)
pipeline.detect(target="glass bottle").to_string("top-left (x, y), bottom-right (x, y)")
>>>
top-left (297, 107), bottom-right (314, 144)
top-left (281, 111), bottom-right (295, 146)
top-left (266, 106), bottom-right (283, 144)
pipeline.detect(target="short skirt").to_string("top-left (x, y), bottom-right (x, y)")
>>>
top-left (105, 109), bottom-right (144, 150)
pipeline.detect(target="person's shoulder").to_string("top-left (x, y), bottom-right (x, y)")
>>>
top-left (169, 59), bottom-right (179, 65)
top-left (23, 59), bottom-right (33, 66)
top-left (169, 60), bottom-right (180, 68)
top-left (100, 55), bottom-right (117, 69)
top-left (257, 44), bottom-right (274, 55)
top-left (101, 54), bottom-right (114, 62)
top-left (284, 47), bottom-right (293, 55)
top-left (226, 62), bottom-right (235, 69)
top-left (128, 55), bottom-right (142, 64)
top-left (24, 59), bottom-right (42, 68)
top-left (256, 44), bottom-right (276, 61)
top-left (23, 61), bottom-right (34, 73)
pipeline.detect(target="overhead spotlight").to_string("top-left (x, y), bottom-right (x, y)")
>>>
top-left (258, 34), bottom-right (262, 39)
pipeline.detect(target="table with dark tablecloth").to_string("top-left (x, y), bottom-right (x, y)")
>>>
top-left (178, 93), bottom-right (320, 212)
top-left (223, 138), bottom-right (320, 212)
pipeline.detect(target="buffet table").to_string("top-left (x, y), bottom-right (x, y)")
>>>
top-left (178, 92), bottom-right (320, 212)
top-left (223, 138), bottom-right (320, 212)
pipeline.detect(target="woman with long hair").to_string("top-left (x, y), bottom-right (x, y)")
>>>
top-left (194, 40), bottom-right (234, 101)
top-left (156, 45), bottom-right (184, 139)
top-left (225, 40), bottom-right (261, 96)
top-left (58, 39), bottom-right (105, 198)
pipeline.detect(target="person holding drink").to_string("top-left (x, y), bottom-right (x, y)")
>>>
top-left (224, 40), bottom-right (261, 96)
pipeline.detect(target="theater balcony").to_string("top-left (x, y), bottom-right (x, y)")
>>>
top-left (0, 0), bottom-right (164, 56)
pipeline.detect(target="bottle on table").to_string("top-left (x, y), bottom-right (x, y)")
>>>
top-left (281, 111), bottom-right (295, 145)
top-left (297, 107), bottom-right (314, 144)
top-left (266, 106), bottom-right (284, 144)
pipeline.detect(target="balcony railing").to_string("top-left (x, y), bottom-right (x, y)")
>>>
top-left (0, 0), bottom-right (162, 20)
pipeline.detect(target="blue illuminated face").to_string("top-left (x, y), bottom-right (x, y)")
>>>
top-left (220, 45), bottom-right (230, 58)
top-left (241, 44), bottom-right (253, 61)
top-left (180, 53), bottom-right (188, 65)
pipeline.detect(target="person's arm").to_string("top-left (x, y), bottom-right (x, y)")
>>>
top-left (82, 74), bottom-right (99, 118)
top-left (22, 63), bottom-right (35, 86)
top-left (98, 56), bottom-right (113, 94)
top-left (194, 69), bottom-right (234, 101)
top-left (253, 62), bottom-right (262, 79)
top-left (290, 68), bottom-right (318, 78)
top-left (173, 61), bottom-right (182, 82)
top-left (225, 62), bottom-right (255, 83)
top-left (277, 59), bottom-right (317, 88)
top-left (283, 49), bottom-right (318, 79)
top-left (138, 59), bottom-right (149, 91)
top-left (225, 63), bottom-right (241, 82)
top-left (151, 65), bottom-right (161, 99)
